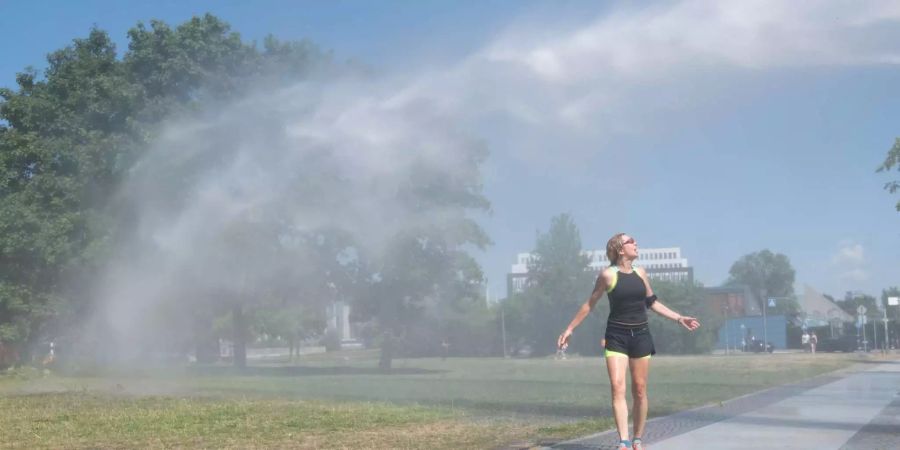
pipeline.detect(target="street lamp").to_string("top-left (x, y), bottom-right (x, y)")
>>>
top-left (761, 289), bottom-right (768, 353)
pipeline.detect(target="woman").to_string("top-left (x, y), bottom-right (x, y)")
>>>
top-left (558, 233), bottom-right (700, 450)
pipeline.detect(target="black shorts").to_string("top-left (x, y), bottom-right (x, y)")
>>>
top-left (604, 323), bottom-right (656, 358)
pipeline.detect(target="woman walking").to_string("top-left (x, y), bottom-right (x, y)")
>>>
top-left (558, 233), bottom-right (700, 450)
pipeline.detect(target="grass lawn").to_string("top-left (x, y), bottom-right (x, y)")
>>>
top-left (0, 351), bottom-right (883, 449)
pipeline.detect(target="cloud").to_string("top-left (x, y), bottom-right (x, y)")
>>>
top-left (482, 1), bottom-right (900, 78)
top-left (397, 1), bottom-right (900, 167)
top-left (832, 241), bottom-right (865, 265)
top-left (832, 241), bottom-right (868, 285)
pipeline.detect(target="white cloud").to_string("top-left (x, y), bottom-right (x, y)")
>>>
top-left (832, 241), bottom-right (865, 265)
top-left (399, 1), bottom-right (900, 167)
top-left (482, 1), bottom-right (900, 79)
top-left (832, 241), bottom-right (869, 287)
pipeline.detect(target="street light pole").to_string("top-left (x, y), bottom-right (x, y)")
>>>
top-left (762, 289), bottom-right (768, 353)
top-left (500, 304), bottom-right (508, 358)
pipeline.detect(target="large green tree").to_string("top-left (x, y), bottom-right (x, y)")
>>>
top-left (354, 155), bottom-right (491, 370)
top-left (511, 214), bottom-right (600, 357)
top-left (0, 15), bottom-right (326, 357)
top-left (727, 249), bottom-right (800, 316)
top-left (0, 28), bottom-right (133, 351)
top-left (878, 138), bottom-right (900, 211)
top-left (649, 280), bottom-right (720, 354)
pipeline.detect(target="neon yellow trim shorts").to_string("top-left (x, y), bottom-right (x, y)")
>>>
top-left (605, 348), bottom-right (650, 359)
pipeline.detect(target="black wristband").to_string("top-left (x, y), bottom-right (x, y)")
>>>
top-left (645, 294), bottom-right (658, 307)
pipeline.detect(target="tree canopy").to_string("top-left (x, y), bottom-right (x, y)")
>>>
top-left (507, 214), bottom-right (600, 356)
top-left (878, 137), bottom-right (900, 211)
top-left (1, 15), bottom-right (492, 372)
top-left (727, 249), bottom-right (800, 316)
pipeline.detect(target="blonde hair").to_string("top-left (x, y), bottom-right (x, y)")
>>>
top-left (606, 232), bottom-right (627, 266)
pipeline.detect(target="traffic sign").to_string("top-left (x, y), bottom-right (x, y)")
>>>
top-left (768, 298), bottom-right (776, 308)
top-left (889, 297), bottom-right (899, 306)
top-left (857, 305), bottom-right (867, 315)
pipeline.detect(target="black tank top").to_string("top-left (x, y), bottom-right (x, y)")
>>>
top-left (607, 270), bottom-right (648, 326)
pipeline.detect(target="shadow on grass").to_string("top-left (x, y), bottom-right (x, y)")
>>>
top-left (187, 365), bottom-right (447, 377)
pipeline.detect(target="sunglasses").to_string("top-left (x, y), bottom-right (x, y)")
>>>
top-left (622, 238), bottom-right (635, 245)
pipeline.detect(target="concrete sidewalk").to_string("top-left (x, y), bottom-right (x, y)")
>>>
top-left (552, 361), bottom-right (900, 450)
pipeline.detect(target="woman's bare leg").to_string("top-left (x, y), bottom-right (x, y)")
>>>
top-left (606, 355), bottom-right (630, 441)
top-left (629, 356), bottom-right (650, 439)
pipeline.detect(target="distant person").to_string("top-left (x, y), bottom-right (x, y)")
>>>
top-left (801, 331), bottom-right (810, 352)
top-left (558, 233), bottom-right (700, 450)
top-left (810, 332), bottom-right (818, 354)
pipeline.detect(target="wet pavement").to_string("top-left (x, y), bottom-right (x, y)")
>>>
top-left (550, 360), bottom-right (900, 450)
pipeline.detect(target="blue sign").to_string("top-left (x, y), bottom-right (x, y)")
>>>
top-left (768, 298), bottom-right (776, 308)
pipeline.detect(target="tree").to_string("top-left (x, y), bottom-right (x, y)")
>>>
top-left (877, 138), bottom-right (900, 211)
top-left (727, 250), bottom-right (800, 316)
top-left (837, 292), bottom-right (879, 319)
top-left (0, 15), bottom-right (327, 359)
top-left (353, 152), bottom-right (491, 370)
top-left (511, 214), bottom-right (599, 356)
top-left (0, 28), bottom-right (134, 355)
top-left (649, 280), bottom-right (720, 353)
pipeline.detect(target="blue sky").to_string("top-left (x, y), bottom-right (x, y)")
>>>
top-left (2, 1), bottom-right (898, 302)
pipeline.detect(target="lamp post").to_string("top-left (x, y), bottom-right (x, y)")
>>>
top-left (724, 303), bottom-right (730, 354)
top-left (761, 289), bottom-right (768, 353)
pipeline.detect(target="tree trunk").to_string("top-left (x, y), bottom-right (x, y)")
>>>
top-left (194, 310), bottom-right (219, 364)
top-left (232, 303), bottom-right (247, 369)
top-left (378, 332), bottom-right (393, 371)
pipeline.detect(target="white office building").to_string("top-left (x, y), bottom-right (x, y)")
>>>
top-left (507, 247), bottom-right (693, 297)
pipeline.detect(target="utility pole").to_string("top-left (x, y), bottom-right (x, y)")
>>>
top-left (858, 304), bottom-right (868, 352)
top-left (500, 304), bottom-right (508, 358)
top-left (761, 289), bottom-right (768, 353)
top-left (725, 304), bottom-right (730, 355)
top-left (884, 307), bottom-right (890, 354)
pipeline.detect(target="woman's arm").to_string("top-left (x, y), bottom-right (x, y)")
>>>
top-left (637, 267), bottom-right (700, 331)
top-left (558, 269), bottom-right (610, 348)
top-left (650, 301), bottom-right (700, 331)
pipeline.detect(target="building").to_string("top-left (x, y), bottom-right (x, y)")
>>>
top-left (797, 284), bottom-right (853, 325)
top-left (507, 246), bottom-right (694, 298)
top-left (709, 284), bottom-right (856, 351)
top-left (703, 285), bottom-right (762, 317)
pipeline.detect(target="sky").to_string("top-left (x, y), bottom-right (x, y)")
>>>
top-left (1, 0), bottom-right (898, 303)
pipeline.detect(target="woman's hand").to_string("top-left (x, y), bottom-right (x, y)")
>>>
top-left (558, 329), bottom-right (572, 349)
top-left (677, 316), bottom-right (700, 331)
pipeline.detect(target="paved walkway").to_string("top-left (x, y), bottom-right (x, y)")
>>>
top-left (551, 360), bottom-right (900, 450)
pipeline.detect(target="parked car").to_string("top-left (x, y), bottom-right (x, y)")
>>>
top-left (817, 335), bottom-right (857, 353)
top-left (747, 338), bottom-right (774, 353)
